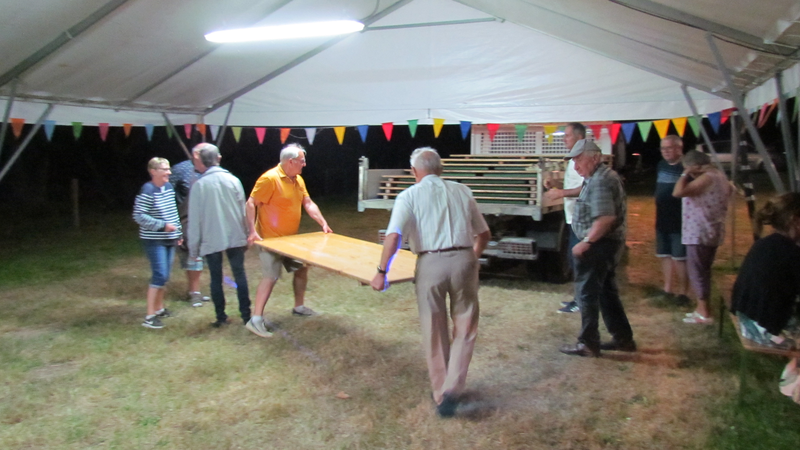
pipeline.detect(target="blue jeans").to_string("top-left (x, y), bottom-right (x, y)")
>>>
top-left (574, 238), bottom-right (633, 350)
top-left (205, 247), bottom-right (252, 323)
top-left (142, 239), bottom-right (176, 288)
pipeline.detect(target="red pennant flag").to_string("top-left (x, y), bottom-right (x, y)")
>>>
top-left (589, 124), bottom-right (603, 140)
top-left (720, 108), bottom-right (734, 124)
top-left (487, 123), bottom-right (500, 141)
top-left (197, 123), bottom-right (206, 137)
top-left (609, 123), bottom-right (621, 144)
top-left (123, 123), bottom-right (132, 138)
top-left (10, 118), bottom-right (25, 138)
top-left (280, 128), bottom-right (290, 144)
top-left (382, 122), bottom-right (393, 141)
top-left (255, 127), bottom-right (266, 144)
top-left (184, 123), bottom-right (193, 139)
top-left (98, 123), bottom-right (109, 142)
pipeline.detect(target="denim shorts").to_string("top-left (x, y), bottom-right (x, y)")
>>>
top-left (655, 231), bottom-right (686, 260)
top-left (142, 239), bottom-right (177, 288)
top-left (176, 245), bottom-right (203, 271)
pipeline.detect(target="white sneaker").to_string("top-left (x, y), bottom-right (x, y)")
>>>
top-left (245, 318), bottom-right (273, 338)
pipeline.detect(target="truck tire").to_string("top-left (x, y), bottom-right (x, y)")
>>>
top-left (540, 248), bottom-right (573, 283)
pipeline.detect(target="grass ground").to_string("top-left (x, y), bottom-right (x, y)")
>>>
top-left (1, 176), bottom-right (799, 449)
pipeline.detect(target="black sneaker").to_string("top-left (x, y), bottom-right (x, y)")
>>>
top-left (557, 301), bottom-right (579, 313)
top-left (436, 393), bottom-right (458, 418)
top-left (155, 308), bottom-right (172, 318)
top-left (142, 316), bottom-right (164, 329)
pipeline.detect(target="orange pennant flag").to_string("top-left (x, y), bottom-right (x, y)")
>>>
top-left (334, 127), bottom-right (345, 145)
top-left (10, 118), bottom-right (25, 138)
top-left (433, 118), bottom-right (445, 138)
top-left (543, 125), bottom-right (557, 144)
top-left (671, 118), bottom-right (687, 137)
top-left (197, 123), bottom-right (206, 137)
top-left (280, 128), bottom-right (290, 144)
top-left (123, 123), bottom-right (133, 138)
top-left (653, 119), bottom-right (670, 139)
top-left (487, 123), bottom-right (500, 141)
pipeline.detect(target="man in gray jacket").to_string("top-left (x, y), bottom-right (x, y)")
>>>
top-left (188, 143), bottom-right (252, 327)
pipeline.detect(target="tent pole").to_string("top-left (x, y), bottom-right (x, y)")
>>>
top-left (775, 72), bottom-right (798, 192)
top-left (215, 102), bottom-right (234, 149)
top-left (706, 33), bottom-right (785, 194)
top-left (162, 113), bottom-right (192, 160)
top-left (680, 84), bottom-right (725, 173)
top-left (0, 78), bottom-right (18, 161)
top-left (0, 104), bottom-right (53, 184)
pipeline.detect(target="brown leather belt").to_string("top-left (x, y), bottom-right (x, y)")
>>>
top-left (418, 246), bottom-right (471, 255)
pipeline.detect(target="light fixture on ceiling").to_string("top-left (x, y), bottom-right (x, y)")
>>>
top-left (205, 20), bottom-right (365, 43)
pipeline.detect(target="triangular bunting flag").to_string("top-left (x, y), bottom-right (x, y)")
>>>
top-left (653, 119), bottom-right (670, 139)
top-left (166, 125), bottom-right (173, 139)
top-left (334, 126), bottom-right (345, 145)
top-left (720, 108), bottom-right (733, 124)
top-left (209, 125), bottom-right (219, 141)
top-left (72, 122), bottom-right (83, 140)
top-left (514, 124), bottom-right (527, 142)
top-left (609, 123), bottom-right (621, 144)
top-left (486, 123), bottom-right (500, 142)
top-left (407, 119), bottom-right (418, 138)
top-left (10, 118), bottom-right (25, 138)
top-left (123, 123), bottom-right (132, 138)
top-left (433, 118), bottom-right (445, 138)
top-left (44, 120), bottom-right (56, 141)
top-left (687, 116), bottom-right (700, 138)
top-left (636, 121), bottom-right (652, 141)
top-left (460, 121), bottom-right (471, 140)
top-left (183, 123), bottom-right (192, 140)
top-left (357, 125), bottom-right (369, 143)
top-left (707, 112), bottom-right (721, 134)
top-left (145, 124), bottom-right (154, 141)
top-left (197, 123), bottom-right (206, 138)
top-left (280, 128), bottom-right (290, 144)
top-left (621, 123), bottom-right (636, 143)
top-left (232, 126), bottom-right (242, 143)
top-left (758, 101), bottom-right (778, 128)
top-left (543, 125), bottom-right (558, 144)
top-left (672, 118), bottom-right (687, 137)
top-left (589, 124), bottom-right (603, 140)
top-left (255, 127), bottom-right (266, 144)
top-left (98, 123), bottom-right (109, 142)
top-left (305, 128), bottom-right (316, 145)
top-left (382, 123), bottom-right (393, 142)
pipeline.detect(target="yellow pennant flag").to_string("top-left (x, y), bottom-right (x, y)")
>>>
top-left (334, 126), bottom-right (346, 145)
top-left (543, 125), bottom-right (558, 144)
top-left (433, 118), bottom-right (445, 138)
top-left (232, 126), bottom-right (242, 143)
top-left (653, 119), bottom-right (670, 139)
top-left (671, 117), bottom-right (687, 137)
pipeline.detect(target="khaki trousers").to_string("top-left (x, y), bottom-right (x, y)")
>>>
top-left (414, 249), bottom-right (480, 403)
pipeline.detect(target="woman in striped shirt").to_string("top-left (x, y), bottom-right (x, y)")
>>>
top-left (133, 157), bottom-right (182, 329)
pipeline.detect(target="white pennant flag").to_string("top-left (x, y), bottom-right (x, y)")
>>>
top-left (209, 125), bottom-right (220, 141)
top-left (305, 127), bottom-right (317, 145)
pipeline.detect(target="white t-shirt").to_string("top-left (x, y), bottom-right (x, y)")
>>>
top-left (562, 158), bottom-right (584, 225)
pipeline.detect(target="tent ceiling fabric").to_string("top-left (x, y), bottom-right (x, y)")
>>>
top-left (1, 0), bottom-right (799, 126)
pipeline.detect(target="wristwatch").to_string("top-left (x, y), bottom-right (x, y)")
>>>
top-left (377, 266), bottom-right (387, 274)
top-left (582, 237), bottom-right (593, 244)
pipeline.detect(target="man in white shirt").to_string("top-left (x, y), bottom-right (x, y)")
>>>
top-left (371, 147), bottom-right (490, 418)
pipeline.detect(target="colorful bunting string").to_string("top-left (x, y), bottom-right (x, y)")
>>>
top-left (305, 128), bottom-right (316, 145)
top-left (382, 123), bottom-right (393, 142)
top-left (280, 128), bottom-right (290, 144)
top-left (145, 124), bottom-right (154, 141)
top-left (123, 123), bottom-right (132, 138)
top-left (72, 122), bottom-right (83, 140)
top-left (652, 119), bottom-right (670, 139)
top-left (687, 116), bottom-right (700, 138)
top-left (621, 123), bottom-right (636, 143)
top-left (44, 120), bottom-right (56, 141)
top-left (407, 119), bottom-right (418, 138)
top-left (433, 118), bottom-right (445, 138)
top-left (231, 126), bottom-right (242, 143)
top-left (334, 126), bottom-right (345, 145)
top-left (609, 123), bottom-right (621, 144)
top-left (357, 125), bottom-right (369, 143)
top-left (543, 125), bottom-right (557, 143)
top-left (209, 125), bottom-right (219, 141)
top-left (486, 123), bottom-right (500, 142)
top-left (10, 118), bottom-right (25, 138)
top-left (636, 121), bottom-right (652, 141)
top-left (99, 123), bottom-right (109, 142)
top-left (197, 123), bottom-right (206, 137)
top-left (514, 124), bottom-right (527, 142)
top-left (255, 127), bottom-right (266, 144)
top-left (589, 124), bottom-right (603, 140)
top-left (460, 121), bottom-right (471, 140)
top-left (707, 112), bottom-right (721, 135)
top-left (671, 118), bottom-right (687, 137)
top-left (184, 123), bottom-right (192, 140)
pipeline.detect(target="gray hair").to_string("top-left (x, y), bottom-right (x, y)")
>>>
top-left (410, 147), bottom-right (443, 175)
top-left (682, 149), bottom-right (710, 167)
top-left (566, 122), bottom-right (586, 139)
top-left (193, 143), bottom-right (220, 167)
top-left (280, 143), bottom-right (306, 162)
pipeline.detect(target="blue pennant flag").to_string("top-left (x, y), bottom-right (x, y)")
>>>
top-left (707, 112), bottom-right (721, 135)
top-left (44, 120), bottom-right (56, 141)
top-left (145, 124), bottom-right (154, 141)
top-left (621, 122), bottom-right (636, 143)
top-left (357, 125), bottom-right (369, 143)
top-left (460, 121), bottom-right (472, 140)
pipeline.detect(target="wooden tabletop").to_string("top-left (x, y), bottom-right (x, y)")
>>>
top-left (255, 232), bottom-right (417, 285)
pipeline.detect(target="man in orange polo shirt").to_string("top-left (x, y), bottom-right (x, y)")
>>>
top-left (245, 144), bottom-right (332, 337)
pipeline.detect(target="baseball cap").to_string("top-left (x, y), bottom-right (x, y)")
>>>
top-left (564, 139), bottom-right (600, 159)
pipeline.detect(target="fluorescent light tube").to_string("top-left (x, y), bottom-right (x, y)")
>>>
top-left (205, 20), bottom-right (364, 43)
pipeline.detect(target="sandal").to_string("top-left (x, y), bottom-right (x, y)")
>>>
top-left (683, 311), bottom-right (713, 324)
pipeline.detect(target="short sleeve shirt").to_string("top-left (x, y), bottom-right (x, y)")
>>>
top-left (250, 164), bottom-right (309, 238)
top-left (654, 159), bottom-right (683, 233)
top-left (572, 164), bottom-right (627, 241)
top-left (562, 159), bottom-right (584, 225)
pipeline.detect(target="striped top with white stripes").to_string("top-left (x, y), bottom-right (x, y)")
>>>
top-left (133, 181), bottom-right (182, 240)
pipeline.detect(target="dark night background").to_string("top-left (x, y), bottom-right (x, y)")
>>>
top-left (0, 107), bottom-right (789, 214)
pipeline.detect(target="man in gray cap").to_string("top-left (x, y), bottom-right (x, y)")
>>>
top-left (559, 139), bottom-right (635, 357)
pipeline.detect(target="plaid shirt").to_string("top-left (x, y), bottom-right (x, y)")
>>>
top-left (572, 163), bottom-right (626, 242)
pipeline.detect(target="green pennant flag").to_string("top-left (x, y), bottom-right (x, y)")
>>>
top-left (687, 116), bottom-right (700, 138)
top-left (636, 121), bottom-right (652, 141)
top-left (165, 125), bottom-right (173, 139)
top-left (72, 122), bottom-right (83, 140)
top-left (232, 127), bottom-right (242, 143)
top-left (408, 119), bottom-right (418, 138)
top-left (515, 124), bottom-right (527, 142)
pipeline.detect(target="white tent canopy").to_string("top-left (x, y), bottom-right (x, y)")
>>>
top-left (1, 0), bottom-right (799, 126)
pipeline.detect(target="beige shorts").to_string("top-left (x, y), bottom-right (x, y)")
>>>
top-left (258, 247), bottom-right (305, 279)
